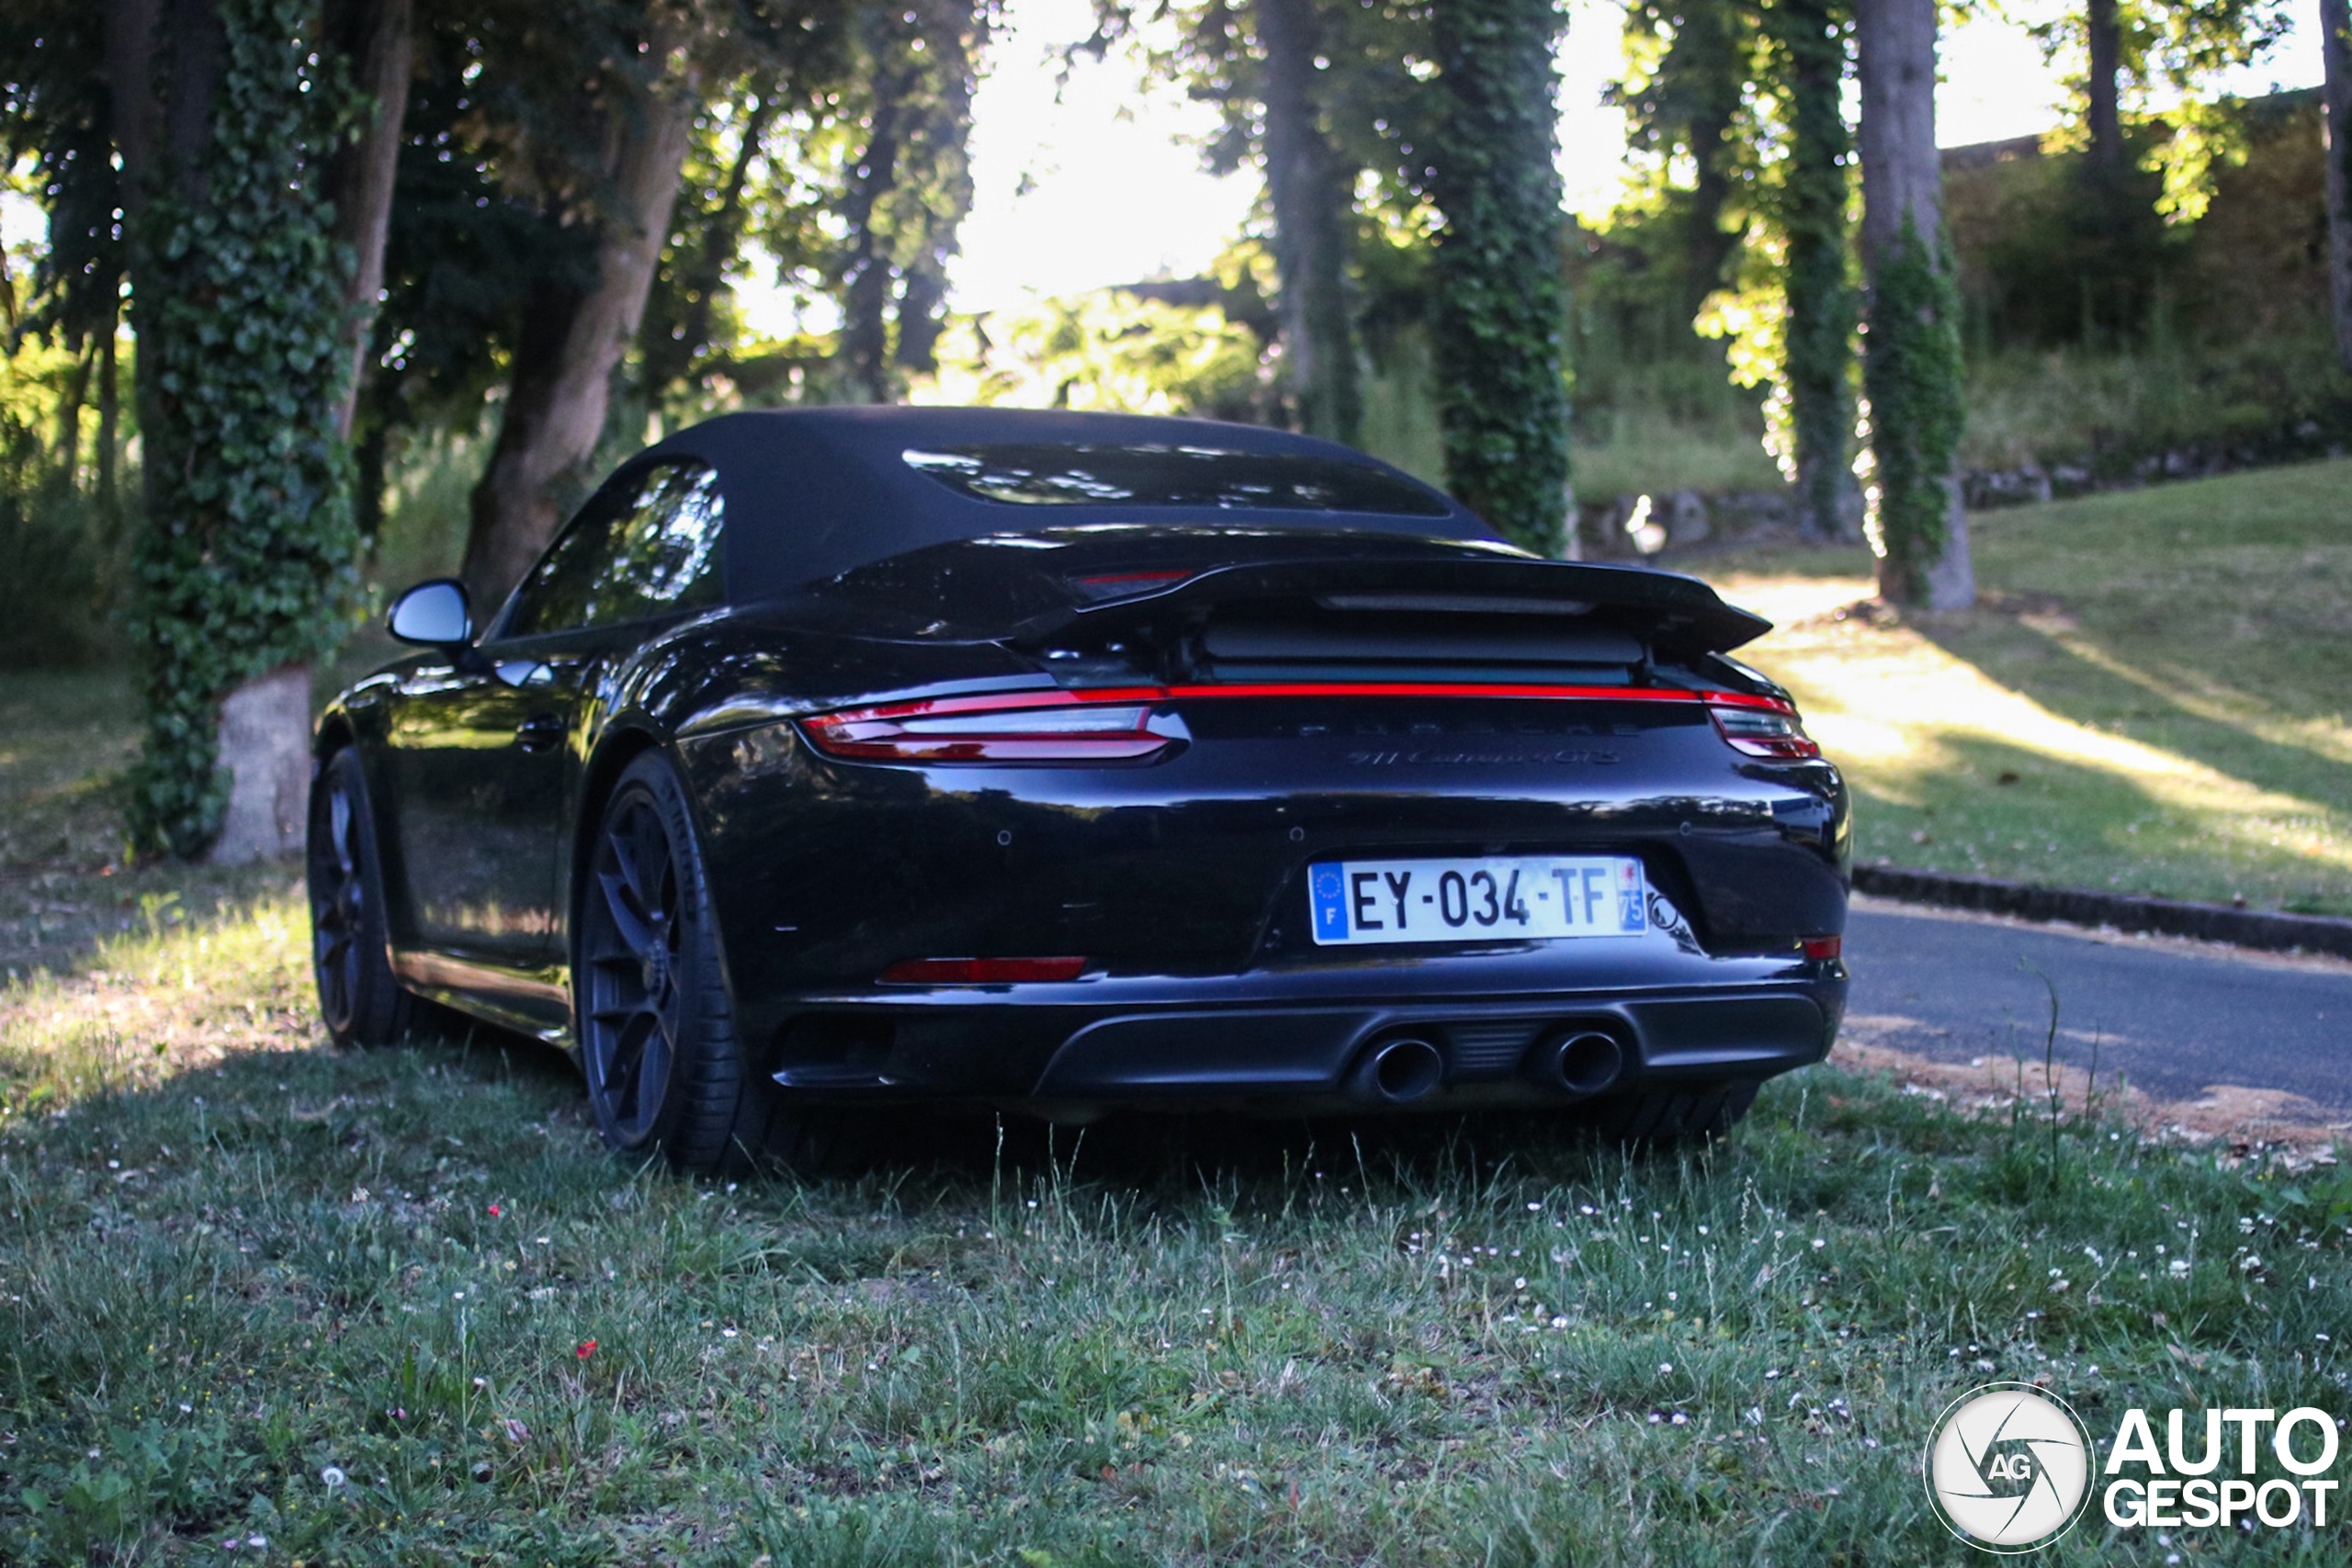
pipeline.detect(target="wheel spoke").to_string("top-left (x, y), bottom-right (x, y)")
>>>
top-left (605, 1010), bottom-right (656, 1120)
top-left (329, 786), bottom-right (356, 877)
top-left (595, 868), bottom-right (657, 957)
top-left (608, 808), bottom-right (653, 908)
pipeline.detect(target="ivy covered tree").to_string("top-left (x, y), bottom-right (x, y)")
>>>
top-left (1855, 0), bottom-right (1970, 608)
top-left (1426, 0), bottom-right (1571, 554)
top-left (1758, 0), bottom-right (1857, 539)
top-left (97, 0), bottom-right (377, 862)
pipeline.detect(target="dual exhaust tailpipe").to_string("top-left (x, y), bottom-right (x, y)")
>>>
top-left (1348, 1026), bottom-right (1627, 1106)
top-left (1527, 1030), bottom-right (1624, 1099)
top-left (1351, 1035), bottom-right (1445, 1104)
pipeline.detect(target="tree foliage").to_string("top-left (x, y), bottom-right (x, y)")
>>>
top-left (831, 0), bottom-right (995, 401)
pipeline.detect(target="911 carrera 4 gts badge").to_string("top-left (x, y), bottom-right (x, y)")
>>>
top-left (1308, 856), bottom-right (1647, 946)
top-left (1344, 749), bottom-right (1621, 766)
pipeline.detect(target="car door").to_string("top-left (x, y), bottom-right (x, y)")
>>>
top-left (381, 462), bottom-right (725, 1032)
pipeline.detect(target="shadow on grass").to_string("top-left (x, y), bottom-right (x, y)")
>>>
top-left (1916, 610), bottom-right (2348, 815)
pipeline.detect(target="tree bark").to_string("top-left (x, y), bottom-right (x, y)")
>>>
top-left (2086, 0), bottom-right (2124, 170)
top-left (459, 74), bottom-right (699, 606)
top-left (837, 55), bottom-right (903, 405)
top-left (325, 0), bottom-right (413, 442)
top-left (1857, 0), bottom-right (1973, 610)
top-left (2324, 0), bottom-right (2352, 371)
top-left (1857, 0), bottom-right (1940, 267)
top-left (1257, 0), bottom-right (1362, 445)
top-left (1684, 96), bottom-right (1740, 327)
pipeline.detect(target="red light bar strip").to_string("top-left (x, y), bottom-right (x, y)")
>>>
top-left (816, 682), bottom-right (1796, 725)
top-left (1074, 570), bottom-right (1195, 586)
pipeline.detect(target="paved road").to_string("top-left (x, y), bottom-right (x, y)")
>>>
top-left (1842, 897), bottom-right (2352, 1113)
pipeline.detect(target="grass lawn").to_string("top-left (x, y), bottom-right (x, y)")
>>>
top-left (3, 670), bottom-right (2351, 1563)
top-left (1693, 457), bottom-right (2352, 916)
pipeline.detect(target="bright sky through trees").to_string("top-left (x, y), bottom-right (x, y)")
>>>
top-left (936, 0), bottom-right (2325, 317)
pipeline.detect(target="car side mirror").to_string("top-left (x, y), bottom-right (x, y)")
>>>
top-left (387, 579), bottom-right (473, 648)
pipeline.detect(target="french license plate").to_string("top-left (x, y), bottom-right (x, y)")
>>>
top-left (1307, 856), bottom-right (1646, 946)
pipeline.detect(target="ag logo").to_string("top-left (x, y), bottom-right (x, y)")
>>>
top-left (1925, 1382), bottom-right (2095, 1552)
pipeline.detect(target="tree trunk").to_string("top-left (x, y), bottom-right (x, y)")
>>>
top-left (1856, 0), bottom-right (1973, 610)
top-left (211, 666), bottom-right (314, 863)
top-left (97, 328), bottom-right (119, 515)
top-left (837, 71), bottom-right (903, 404)
top-left (325, 0), bottom-right (413, 442)
top-left (641, 94), bottom-right (775, 400)
top-left (1684, 96), bottom-right (1740, 327)
top-left (56, 341), bottom-right (94, 484)
top-left (460, 79), bottom-right (698, 606)
top-left (1770, 0), bottom-right (1858, 541)
top-left (2086, 0), bottom-right (2123, 170)
top-left (2324, 0), bottom-right (2352, 371)
top-left (1257, 0), bottom-right (1363, 445)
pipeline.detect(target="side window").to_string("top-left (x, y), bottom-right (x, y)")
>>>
top-left (502, 464), bottom-right (725, 637)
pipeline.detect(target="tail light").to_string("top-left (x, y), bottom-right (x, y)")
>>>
top-left (1801, 935), bottom-right (1841, 961)
top-left (1707, 696), bottom-right (1820, 760)
top-left (878, 956), bottom-right (1089, 984)
top-left (802, 692), bottom-right (1191, 763)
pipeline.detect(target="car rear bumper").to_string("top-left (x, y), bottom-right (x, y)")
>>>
top-left (765, 969), bottom-right (1845, 1115)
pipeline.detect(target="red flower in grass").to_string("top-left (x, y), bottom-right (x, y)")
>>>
top-left (574, 1339), bottom-right (597, 1359)
top-left (487, 1203), bottom-right (502, 1218)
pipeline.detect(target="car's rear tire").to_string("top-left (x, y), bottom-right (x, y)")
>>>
top-left (306, 749), bottom-right (415, 1049)
top-left (576, 753), bottom-right (865, 1177)
top-left (1587, 1080), bottom-right (1760, 1147)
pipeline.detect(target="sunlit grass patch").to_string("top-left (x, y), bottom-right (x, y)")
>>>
top-left (1698, 458), bottom-right (2352, 914)
top-left (0, 890), bottom-right (316, 1129)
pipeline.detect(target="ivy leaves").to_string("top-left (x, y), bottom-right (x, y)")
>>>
top-left (1429, 0), bottom-right (1571, 557)
top-left (127, 0), bottom-right (361, 858)
top-left (1859, 215), bottom-right (1965, 604)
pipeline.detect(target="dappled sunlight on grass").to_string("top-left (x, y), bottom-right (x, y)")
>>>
top-left (1710, 570), bottom-right (2352, 911)
top-left (2018, 614), bottom-right (2352, 771)
top-left (1695, 462), bottom-right (2352, 913)
top-left (0, 891), bottom-right (322, 1125)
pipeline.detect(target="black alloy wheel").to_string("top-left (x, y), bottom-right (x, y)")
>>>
top-left (306, 750), bottom-right (413, 1048)
top-left (577, 753), bottom-right (854, 1174)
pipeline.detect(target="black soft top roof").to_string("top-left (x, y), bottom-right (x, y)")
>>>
top-left (639, 406), bottom-right (1502, 597)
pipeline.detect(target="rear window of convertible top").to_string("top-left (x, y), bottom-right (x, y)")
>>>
top-left (900, 443), bottom-right (1453, 517)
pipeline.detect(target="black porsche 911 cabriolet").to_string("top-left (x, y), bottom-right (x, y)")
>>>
top-left (308, 406), bottom-right (1849, 1172)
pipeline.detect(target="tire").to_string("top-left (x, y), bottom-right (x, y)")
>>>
top-left (1587, 1080), bottom-right (1760, 1148)
top-left (306, 749), bottom-right (416, 1049)
top-left (575, 753), bottom-right (862, 1177)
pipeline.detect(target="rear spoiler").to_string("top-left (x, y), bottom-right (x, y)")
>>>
top-left (1017, 557), bottom-right (1772, 655)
